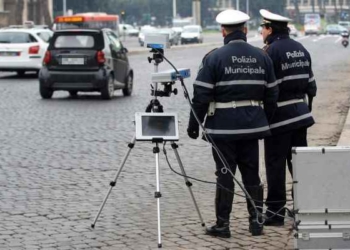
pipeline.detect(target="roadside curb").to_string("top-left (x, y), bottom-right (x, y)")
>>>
top-left (337, 102), bottom-right (350, 146)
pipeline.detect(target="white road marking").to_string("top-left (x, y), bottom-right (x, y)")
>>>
top-left (248, 36), bottom-right (263, 43)
top-left (335, 37), bottom-right (342, 44)
top-left (296, 36), bottom-right (309, 41)
top-left (313, 35), bottom-right (328, 42)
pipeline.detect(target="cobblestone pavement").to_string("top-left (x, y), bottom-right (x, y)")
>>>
top-left (1, 35), bottom-right (350, 250)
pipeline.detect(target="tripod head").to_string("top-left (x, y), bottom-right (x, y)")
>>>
top-left (148, 48), bottom-right (164, 65)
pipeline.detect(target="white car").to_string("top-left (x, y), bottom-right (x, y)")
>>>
top-left (288, 24), bottom-right (299, 37)
top-left (138, 25), bottom-right (157, 47)
top-left (119, 24), bottom-right (139, 37)
top-left (180, 25), bottom-right (203, 44)
top-left (0, 28), bottom-right (53, 76)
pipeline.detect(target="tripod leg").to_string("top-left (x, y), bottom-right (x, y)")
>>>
top-left (171, 142), bottom-right (205, 227)
top-left (154, 144), bottom-right (162, 248)
top-left (91, 136), bottom-right (136, 228)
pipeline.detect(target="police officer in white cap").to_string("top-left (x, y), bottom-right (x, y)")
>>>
top-left (259, 9), bottom-right (317, 226)
top-left (187, 9), bottom-right (278, 238)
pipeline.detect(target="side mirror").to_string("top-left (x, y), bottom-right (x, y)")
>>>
top-left (121, 47), bottom-right (128, 53)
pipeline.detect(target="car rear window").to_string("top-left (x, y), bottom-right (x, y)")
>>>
top-left (36, 32), bottom-right (52, 43)
top-left (0, 32), bottom-right (37, 44)
top-left (54, 35), bottom-right (95, 48)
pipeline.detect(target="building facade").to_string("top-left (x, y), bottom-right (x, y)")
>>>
top-left (0, 0), bottom-right (53, 27)
top-left (286, 0), bottom-right (350, 15)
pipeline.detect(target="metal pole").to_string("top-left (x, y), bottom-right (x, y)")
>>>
top-left (154, 144), bottom-right (162, 248)
top-left (192, 0), bottom-right (201, 26)
top-left (236, 0), bottom-right (239, 10)
top-left (246, 0), bottom-right (249, 15)
top-left (63, 0), bottom-right (66, 15)
top-left (173, 0), bottom-right (177, 18)
top-left (246, 0), bottom-right (249, 29)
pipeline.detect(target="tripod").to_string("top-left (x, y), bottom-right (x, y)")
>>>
top-left (91, 49), bottom-right (205, 248)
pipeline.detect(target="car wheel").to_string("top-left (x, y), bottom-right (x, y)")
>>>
top-left (101, 74), bottom-right (114, 100)
top-left (17, 70), bottom-right (25, 77)
top-left (40, 84), bottom-right (53, 99)
top-left (122, 73), bottom-right (133, 96)
top-left (69, 91), bottom-right (78, 97)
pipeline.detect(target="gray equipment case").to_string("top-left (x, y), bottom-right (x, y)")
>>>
top-left (292, 147), bottom-right (350, 250)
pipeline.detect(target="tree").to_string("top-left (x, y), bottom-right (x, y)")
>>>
top-left (292, 0), bottom-right (301, 24)
top-left (333, 0), bottom-right (339, 22)
top-left (15, 0), bottom-right (24, 25)
top-left (318, 0), bottom-right (325, 16)
top-left (52, 0), bottom-right (286, 26)
top-left (40, 0), bottom-right (52, 25)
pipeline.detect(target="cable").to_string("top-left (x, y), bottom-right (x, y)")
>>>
top-left (162, 142), bottom-right (294, 222)
top-left (162, 142), bottom-right (293, 203)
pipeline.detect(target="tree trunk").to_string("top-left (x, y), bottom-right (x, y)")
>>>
top-left (333, 0), bottom-right (338, 22)
top-left (40, 0), bottom-right (52, 25)
top-left (15, 0), bottom-right (24, 25)
top-left (293, 0), bottom-right (301, 24)
top-left (339, 0), bottom-right (343, 17)
top-left (318, 0), bottom-right (325, 16)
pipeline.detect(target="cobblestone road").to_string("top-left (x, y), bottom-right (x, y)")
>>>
top-left (1, 34), bottom-right (350, 250)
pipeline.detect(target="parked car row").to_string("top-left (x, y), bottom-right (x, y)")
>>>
top-left (257, 23), bottom-right (348, 37)
top-left (138, 25), bottom-right (203, 47)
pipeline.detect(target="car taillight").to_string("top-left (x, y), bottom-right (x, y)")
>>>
top-left (96, 51), bottom-right (105, 64)
top-left (29, 45), bottom-right (40, 54)
top-left (43, 51), bottom-right (51, 65)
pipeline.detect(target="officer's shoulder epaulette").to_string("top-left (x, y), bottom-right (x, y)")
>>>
top-left (202, 48), bottom-right (218, 61)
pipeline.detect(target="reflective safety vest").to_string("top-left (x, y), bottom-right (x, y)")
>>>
top-left (192, 37), bottom-right (278, 141)
top-left (264, 34), bottom-right (317, 135)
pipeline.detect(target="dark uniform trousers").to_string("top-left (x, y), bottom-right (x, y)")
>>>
top-left (264, 127), bottom-right (307, 219)
top-left (212, 139), bottom-right (262, 225)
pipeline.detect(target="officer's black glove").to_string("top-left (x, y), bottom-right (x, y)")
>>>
top-left (187, 110), bottom-right (200, 139)
top-left (187, 126), bottom-right (199, 139)
top-left (264, 103), bottom-right (277, 123)
top-left (308, 96), bottom-right (313, 112)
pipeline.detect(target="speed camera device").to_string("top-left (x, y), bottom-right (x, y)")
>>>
top-left (145, 33), bottom-right (170, 49)
top-left (151, 68), bottom-right (191, 83)
top-left (135, 112), bottom-right (179, 141)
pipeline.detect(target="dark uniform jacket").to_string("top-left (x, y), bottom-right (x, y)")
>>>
top-left (190, 31), bottom-right (278, 141)
top-left (264, 33), bottom-right (317, 135)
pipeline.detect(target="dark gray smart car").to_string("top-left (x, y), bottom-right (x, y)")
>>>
top-left (39, 28), bottom-right (133, 99)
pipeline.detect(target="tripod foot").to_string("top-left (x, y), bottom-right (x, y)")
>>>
top-left (158, 243), bottom-right (162, 248)
top-left (91, 224), bottom-right (95, 229)
top-left (201, 223), bottom-right (206, 227)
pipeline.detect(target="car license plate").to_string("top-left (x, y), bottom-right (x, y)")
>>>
top-left (61, 57), bottom-right (85, 65)
top-left (0, 51), bottom-right (20, 56)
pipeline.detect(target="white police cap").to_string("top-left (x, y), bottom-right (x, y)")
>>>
top-left (259, 9), bottom-right (292, 25)
top-left (216, 9), bottom-right (250, 26)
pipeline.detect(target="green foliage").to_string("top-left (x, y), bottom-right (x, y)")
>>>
top-left (53, 0), bottom-right (285, 26)
top-left (249, 0), bottom-right (287, 17)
